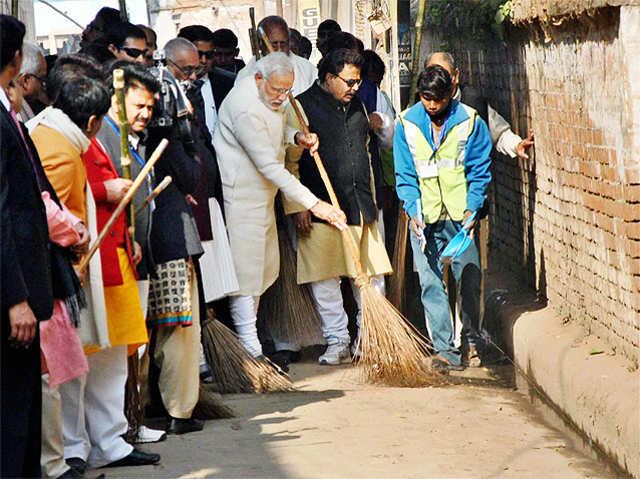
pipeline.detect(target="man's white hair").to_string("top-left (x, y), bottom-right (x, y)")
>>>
top-left (255, 52), bottom-right (293, 80)
top-left (163, 37), bottom-right (197, 63)
top-left (19, 42), bottom-right (45, 76)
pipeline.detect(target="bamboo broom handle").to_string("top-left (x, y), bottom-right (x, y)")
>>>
top-left (258, 29), bottom-right (367, 279)
top-left (249, 7), bottom-right (261, 60)
top-left (113, 69), bottom-right (136, 247)
top-left (135, 175), bottom-right (172, 216)
top-left (77, 139), bottom-right (169, 273)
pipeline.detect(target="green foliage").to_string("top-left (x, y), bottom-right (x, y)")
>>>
top-left (424, 0), bottom-right (512, 43)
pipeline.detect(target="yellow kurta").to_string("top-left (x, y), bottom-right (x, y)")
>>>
top-left (104, 248), bottom-right (148, 349)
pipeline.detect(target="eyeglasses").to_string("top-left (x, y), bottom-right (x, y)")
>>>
top-left (168, 59), bottom-right (199, 78)
top-left (334, 74), bottom-right (362, 89)
top-left (29, 73), bottom-right (47, 86)
top-left (198, 50), bottom-right (215, 59)
top-left (118, 46), bottom-right (148, 59)
top-left (266, 80), bottom-right (291, 97)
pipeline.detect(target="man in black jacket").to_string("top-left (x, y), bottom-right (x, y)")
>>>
top-left (285, 49), bottom-right (392, 365)
top-left (0, 15), bottom-right (53, 477)
top-left (144, 45), bottom-right (205, 435)
top-left (178, 25), bottom-right (235, 144)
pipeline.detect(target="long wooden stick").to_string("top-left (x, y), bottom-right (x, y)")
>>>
top-left (135, 175), bottom-right (172, 216)
top-left (258, 28), bottom-right (366, 278)
top-left (249, 7), bottom-right (261, 60)
top-left (113, 69), bottom-right (136, 247)
top-left (77, 139), bottom-right (169, 272)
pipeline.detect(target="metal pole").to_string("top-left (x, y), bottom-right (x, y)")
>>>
top-left (12, 0), bottom-right (19, 18)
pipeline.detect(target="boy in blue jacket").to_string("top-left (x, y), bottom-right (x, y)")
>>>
top-left (393, 65), bottom-right (492, 369)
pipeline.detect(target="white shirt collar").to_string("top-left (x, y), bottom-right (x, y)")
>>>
top-left (0, 87), bottom-right (11, 112)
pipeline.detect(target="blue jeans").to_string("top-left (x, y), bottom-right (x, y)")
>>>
top-left (410, 220), bottom-right (482, 366)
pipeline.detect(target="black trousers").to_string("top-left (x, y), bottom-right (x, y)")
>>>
top-left (1, 310), bottom-right (42, 478)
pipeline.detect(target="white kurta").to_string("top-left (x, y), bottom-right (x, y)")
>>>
top-left (213, 76), bottom-right (319, 296)
top-left (235, 53), bottom-right (318, 96)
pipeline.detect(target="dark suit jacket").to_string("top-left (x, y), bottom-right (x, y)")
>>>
top-left (147, 126), bottom-right (203, 264)
top-left (208, 67), bottom-right (235, 110)
top-left (0, 103), bottom-right (53, 320)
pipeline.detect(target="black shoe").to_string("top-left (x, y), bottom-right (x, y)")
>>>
top-left (65, 458), bottom-right (87, 475)
top-left (57, 467), bottom-right (83, 479)
top-left (166, 417), bottom-right (204, 435)
top-left (267, 351), bottom-right (292, 372)
top-left (103, 448), bottom-right (161, 468)
top-left (256, 354), bottom-right (288, 375)
top-left (200, 362), bottom-right (214, 384)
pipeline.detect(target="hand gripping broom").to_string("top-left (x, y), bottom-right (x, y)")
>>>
top-left (258, 31), bottom-right (442, 387)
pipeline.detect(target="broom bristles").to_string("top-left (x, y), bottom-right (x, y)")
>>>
top-left (124, 354), bottom-right (143, 443)
top-left (354, 281), bottom-right (444, 387)
top-left (202, 319), bottom-right (295, 394)
top-left (261, 226), bottom-right (323, 346)
top-left (192, 384), bottom-right (235, 419)
top-left (388, 212), bottom-right (409, 311)
top-left (259, 200), bottom-right (323, 347)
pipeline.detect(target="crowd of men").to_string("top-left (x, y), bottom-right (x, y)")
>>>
top-left (1, 7), bottom-right (534, 478)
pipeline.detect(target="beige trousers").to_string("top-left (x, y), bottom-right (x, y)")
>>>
top-left (41, 375), bottom-right (70, 479)
top-left (152, 265), bottom-right (200, 419)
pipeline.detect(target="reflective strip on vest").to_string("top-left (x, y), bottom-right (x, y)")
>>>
top-left (400, 105), bottom-right (477, 223)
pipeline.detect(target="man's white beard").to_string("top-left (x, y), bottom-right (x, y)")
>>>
top-left (258, 83), bottom-right (284, 112)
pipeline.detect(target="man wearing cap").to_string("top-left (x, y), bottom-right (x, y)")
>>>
top-left (393, 65), bottom-right (491, 370)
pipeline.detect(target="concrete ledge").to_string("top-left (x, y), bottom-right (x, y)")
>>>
top-left (488, 280), bottom-right (639, 478)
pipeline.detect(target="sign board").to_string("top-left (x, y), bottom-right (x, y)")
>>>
top-left (299, 0), bottom-right (321, 45)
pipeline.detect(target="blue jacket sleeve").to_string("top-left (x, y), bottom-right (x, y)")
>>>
top-left (464, 115), bottom-right (492, 213)
top-left (393, 118), bottom-right (421, 220)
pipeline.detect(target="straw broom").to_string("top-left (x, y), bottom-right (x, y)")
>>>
top-left (258, 198), bottom-right (323, 348)
top-left (202, 318), bottom-right (295, 393)
top-left (258, 30), bottom-right (442, 387)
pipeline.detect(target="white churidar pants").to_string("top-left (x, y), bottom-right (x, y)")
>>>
top-left (311, 275), bottom-right (385, 345)
top-left (229, 295), bottom-right (262, 357)
top-left (59, 345), bottom-right (132, 468)
top-left (41, 375), bottom-right (70, 478)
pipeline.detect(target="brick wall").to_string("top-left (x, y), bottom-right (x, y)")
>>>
top-left (423, 6), bottom-right (640, 359)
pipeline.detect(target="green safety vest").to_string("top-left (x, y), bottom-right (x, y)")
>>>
top-left (399, 105), bottom-right (477, 224)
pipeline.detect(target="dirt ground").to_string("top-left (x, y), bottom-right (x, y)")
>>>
top-left (104, 359), bottom-right (624, 479)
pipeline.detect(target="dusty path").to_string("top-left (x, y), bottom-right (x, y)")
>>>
top-left (105, 360), bottom-right (622, 479)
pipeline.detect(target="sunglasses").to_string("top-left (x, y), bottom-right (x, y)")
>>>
top-left (198, 50), bottom-right (215, 59)
top-left (118, 46), bottom-right (148, 59)
top-left (168, 59), bottom-right (199, 78)
top-left (334, 74), bottom-right (362, 89)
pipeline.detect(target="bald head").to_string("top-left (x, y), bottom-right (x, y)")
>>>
top-left (258, 16), bottom-right (290, 54)
top-left (426, 52), bottom-right (459, 95)
top-left (164, 37), bottom-right (199, 81)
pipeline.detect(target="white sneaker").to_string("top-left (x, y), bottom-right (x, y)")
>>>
top-left (135, 425), bottom-right (167, 444)
top-left (319, 342), bottom-right (351, 365)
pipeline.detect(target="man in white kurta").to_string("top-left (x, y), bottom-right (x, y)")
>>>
top-left (235, 15), bottom-right (317, 97)
top-left (213, 52), bottom-right (345, 358)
